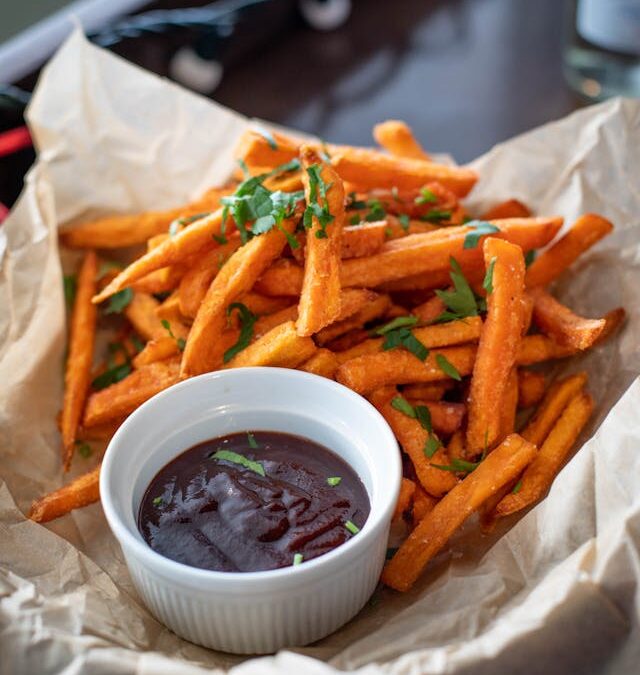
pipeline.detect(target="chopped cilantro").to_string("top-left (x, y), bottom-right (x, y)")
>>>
top-left (76, 441), bottom-right (92, 459)
top-left (398, 214), bottom-right (410, 231)
top-left (525, 249), bottom-right (537, 267)
top-left (103, 287), bottom-right (133, 315)
top-left (96, 260), bottom-right (121, 281)
top-left (512, 479), bottom-right (523, 494)
top-left (364, 199), bottom-right (385, 222)
top-left (345, 520), bottom-right (360, 535)
top-left (431, 458), bottom-right (479, 474)
top-left (435, 353), bottom-right (462, 381)
top-left (385, 546), bottom-right (399, 560)
top-left (347, 192), bottom-right (367, 210)
top-left (375, 316), bottom-right (418, 334)
top-left (463, 220), bottom-right (500, 249)
top-left (92, 362), bottom-right (131, 390)
top-left (327, 476), bottom-right (342, 486)
top-left (209, 449), bottom-right (265, 476)
top-left (63, 274), bottom-right (76, 308)
top-left (223, 302), bottom-right (257, 363)
top-left (293, 553), bottom-right (304, 566)
top-left (382, 327), bottom-right (429, 360)
top-left (131, 335), bottom-right (145, 353)
top-left (435, 258), bottom-right (479, 321)
top-left (483, 256), bottom-right (497, 295)
top-left (170, 212), bottom-right (211, 236)
top-left (421, 209), bottom-right (451, 223)
top-left (247, 432), bottom-right (258, 449)
top-left (303, 164), bottom-right (334, 239)
top-left (255, 126), bottom-right (278, 150)
top-left (415, 187), bottom-right (438, 205)
top-left (153, 496), bottom-right (163, 506)
top-left (424, 435), bottom-right (441, 458)
top-left (161, 319), bottom-right (186, 351)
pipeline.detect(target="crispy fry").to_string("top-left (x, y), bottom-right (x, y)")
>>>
top-left (131, 264), bottom-right (185, 295)
top-left (530, 287), bottom-right (618, 350)
top-left (315, 293), bottom-right (390, 346)
top-left (330, 147), bottom-right (477, 196)
top-left (467, 238), bottom-right (527, 455)
top-left (326, 329), bottom-right (370, 353)
top-left (516, 333), bottom-right (576, 364)
top-left (29, 464), bottom-right (102, 523)
top-left (254, 305), bottom-right (298, 338)
top-left (412, 486), bottom-right (438, 525)
top-left (182, 217), bottom-right (298, 376)
top-left (84, 357), bottom-right (180, 427)
top-left (382, 434), bottom-right (536, 591)
top-left (517, 369), bottom-right (546, 408)
top-left (406, 401), bottom-right (466, 436)
top-left (132, 336), bottom-right (180, 368)
top-left (178, 235), bottom-right (243, 317)
top-left (402, 382), bottom-right (452, 401)
top-left (124, 292), bottom-right (167, 341)
top-left (296, 146), bottom-right (345, 336)
top-left (480, 199), bottom-right (531, 220)
top-left (298, 348), bottom-right (340, 379)
top-left (412, 295), bottom-right (446, 324)
top-left (526, 213), bottom-right (613, 287)
top-left (340, 222), bottom-right (387, 258)
top-left (373, 120), bottom-right (431, 160)
top-left (497, 368), bottom-right (519, 444)
top-left (155, 291), bottom-right (183, 321)
top-left (59, 186), bottom-right (231, 249)
top-left (236, 129), bottom-right (300, 169)
top-left (447, 430), bottom-right (465, 462)
top-left (370, 388), bottom-right (457, 498)
top-left (393, 478), bottom-right (418, 521)
top-left (496, 391), bottom-right (593, 517)
top-left (61, 251), bottom-right (98, 470)
top-left (93, 209), bottom-right (229, 303)
top-left (255, 259), bottom-right (304, 297)
top-left (77, 420), bottom-right (123, 442)
top-left (225, 321), bottom-right (316, 369)
top-left (521, 372), bottom-right (588, 447)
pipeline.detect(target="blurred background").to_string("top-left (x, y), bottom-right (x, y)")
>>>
top-left (1, 0), bottom-right (639, 219)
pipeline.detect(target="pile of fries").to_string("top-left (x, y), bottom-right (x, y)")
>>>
top-left (30, 120), bottom-right (624, 592)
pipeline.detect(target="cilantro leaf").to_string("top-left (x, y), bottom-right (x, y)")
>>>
top-left (103, 288), bottom-right (133, 315)
top-left (391, 396), bottom-right (415, 418)
top-left (415, 187), bottom-right (438, 205)
top-left (421, 209), bottom-right (451, 223)
top-left (435, 353), bottom-right (462, 380)
top-left (512, 479), bottom-right (523, 494)
top-left (347, 192), bottom-right (367, 210)
top-left (92, 362), bottom-right (131, 390)
top-left (209, 449), bottom-right (265, 476)
top-left (247, 432), bottom-right (258, 449)
top-left (382, 327), bottom-right (429, 360)
top-left (414, 405), bottom-right (433, 433)
top-left (391, 397), bottom-right (432, 433)
top-left (223, 302), bottom-right (257, 363)
top-left (463, 220), bottom-right (500, 249)
top-left (327, 476), bottom-right (342, 486)
top-left (431, 458), bottom-right (479, 474)
top-left (424, 435), bottom-right (441, 458)
top-left (161, 319), bottom-right (185, 351)
top-left (375, 316), bottom-right (418, 335)
top-left (525, 249), bottom-right (537, 267)
top-left (293, 553), bottom-right (304, 566)
top-left (435, 257), bottom-right (478, 320)
top-left (398, 214), bottom-right (410, 231)
top-left (153, 496), bottom-right (163, 506)
top-left (303, 164), bottom-right (334, 238)
top-left (345, 520), bottom-right (360, 535)
top-left (76, 441), bottom-right (92, 459)
top-left (364, 199), bottom-right (385, 222)
top-left (483, 256), bottom-right (497, 295)
top-left (63, 274), bottom-right (76, 308)
top-left (96, 260), bottom-right (121, 281)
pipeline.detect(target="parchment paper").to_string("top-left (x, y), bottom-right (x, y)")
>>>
top-left (2, 30), bottom-right (640, 675)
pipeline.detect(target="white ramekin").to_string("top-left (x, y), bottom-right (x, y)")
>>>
top-left (100, 367), bottom-right (401, 654)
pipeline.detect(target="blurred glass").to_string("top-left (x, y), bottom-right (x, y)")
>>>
top-left (564, 0), bottom-right (640, 100)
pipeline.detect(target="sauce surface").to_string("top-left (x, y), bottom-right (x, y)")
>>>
top-left (138, 431), bottom-right (370, 572)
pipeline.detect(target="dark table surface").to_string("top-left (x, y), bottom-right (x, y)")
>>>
top-left (1, 0), bottom-right (579, 208)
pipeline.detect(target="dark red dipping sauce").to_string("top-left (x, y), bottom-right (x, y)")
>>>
top-left (138, 431), bottom-right (370, 572)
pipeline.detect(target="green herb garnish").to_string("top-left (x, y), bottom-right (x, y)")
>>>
top-left (376, 316), bottom-right (428, 360)
top-left (525, 249), bottom-right (537, 267)
top-left (223, 302), bottom-right (257, 363)
top-left (153, 496), bottom-right (163, 506)
top-left (435, 257), bottom-right (481, 322)
top-left (431, 458), bottom-right (479, 474)
top-left (255, 126), bottom-right (278, 150)
top-left (421, 209), bottom-right (451, 223)
top-left (247, 432), bottom-right (258, 449)
top-left (435, 353), bottom-right (462, 381)
top-left (347, 192), bottom-right (367, 210)
top-left (303, 164), bottom-right (334, 239)
top-left (209, 449), bottom-right (265, 476)
top-left (398, 214), bottom-right (410, 231)
top-left (375, 316), bottom-right (418, 334)
top-left (103, 287), bottom-right (133, 315)
top-left (96, 260), bottom-right (121, 281)
top-left (483, 256), bottom-right (497, 295)
top-left (293, 553), bottom-right (304, 566)
top-left (512, 479), bottom-right (523, 494)
top-left (91, 362), bottom-right (131, 390)
top-left (463, 220), bottom-right (500, 249)
top-left (345, 520), bottom-right (360, 535)
top-left (415, 187), bottom-right (438, 205)
top-left (63, 274), bottom-right (77, 308)
top-left (76, 441), bottom-right (92, 459)
top-left (424, 435), bottom-right (441, 458)
top-left (169, 212), bottom-right (211, 236)
top-left (160, 319), bottom-right (186, 351)
top-left (131, 334), bottom-right (145, 353)
top-left (385, 546), bottom-right (398, 560)
top-left (364, 199), bottom-right (385, 222)
top-left (327, 476), bottom-right (342, 486)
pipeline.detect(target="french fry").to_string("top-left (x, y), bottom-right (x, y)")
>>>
top-left (225, 321), bottom-right (316, 369)
top-left (370, 387), bottom-right (457, 498)
top-left (93, 209), bottom-right (229, 303)
top-left (59, 186), bottom-right (231, 249)
top-left (516, 333), bottom-right (576, 364)
top-left (124, 292), bottom-right (168, 341)
top-left (238, 292), bottom-right (293, 318)
top-left (296, 146), bottom-right (345, 336)
top-left (61, 251), bottom-right (98, 470)
top-left (178, 235), bottom-right (243, 318)
top-left (393, 478), bottom-right (418, 521)
top-left (480, 199), bottom-right (531, 220)
top-left (254, 305), bottom-right (298, 338)
top-left (405, 401), bottom-right (466, 436)
top-left (497, 368), bottom-right (519, 443)
top-left (132, 336), bottom-right (180, 368)
top-left (412, 295), bottom-right (446, 324)
top-left (29, 464), bottom-right (102, 523)
top-left (298, 348), bottom-right (340, 379)
top-left (526, 213), bottom-right (613, 288)
top-left (155, 291), bottom-right (183, 321)
top-left (530, 287), bottom-right (619, 350)
top-left (340, 222), bottom-right (387, 258)
top-left (517, 369), bottom-right (546, 408)
top-left (479, 478), bottom-right (519, 534)
top-left (362, 182), bottom-right (461, 220)
top-left (182, 217), bottom-right (298, 377)
top-left (77, 420), bottom-right (124, 442)
top-left (131, 264), bottom-right (185, 295)
top-left (330, 147), bottom-right (478, 196)
top-left (402, 382), bottom-right (452, 401)
top-left (496, 391), bottom-right (593, 517)
top-left (412, 486), bottom-right (438, 525)
top-left (373, 120), bottom-right (431, 160)
top-left (447, 430), bottom-right (465, 462)
top-left (236, 129), bottom-right (300, 169)
top-left (382, 434), bottom-right (536, 591)
top-left (255, 259), bottom-right (304, 297)
top-left (84, 357), bottom-right (180, 427)
top-left (466, 238), bottom-right (527, 454)
top-left (521, 372), bottom-right (588, 447)
top-left (326, 328), bottom-right (370, 353)
top-left (315, 293), bottom-right (391, 346)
